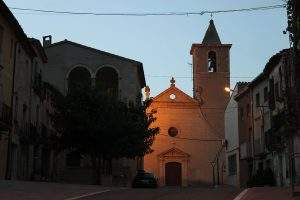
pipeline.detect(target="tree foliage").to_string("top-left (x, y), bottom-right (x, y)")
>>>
top-left (286, 0), bottom-right (299, 51)
top-left (47, 85), bottom-right (159, 184)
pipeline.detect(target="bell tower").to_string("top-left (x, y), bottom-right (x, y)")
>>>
top-left (190, 20), bottom-right (231, 136)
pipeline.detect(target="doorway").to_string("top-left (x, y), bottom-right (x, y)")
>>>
top-left (165, 162), bottom-right (182, 186)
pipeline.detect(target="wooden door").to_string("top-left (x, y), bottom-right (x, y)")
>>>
top-left (165, 162), bottom-right (182, 186)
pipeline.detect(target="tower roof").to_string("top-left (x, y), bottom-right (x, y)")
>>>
top-left (202, 20), bottom-right (221, 45)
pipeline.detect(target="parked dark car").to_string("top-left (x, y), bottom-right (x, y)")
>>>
top-left (132, 170), bottom-right (158, 188)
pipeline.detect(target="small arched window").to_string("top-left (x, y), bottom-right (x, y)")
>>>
top-left (68, 67), bottom-right (91, 93)
top-left (96, 67), bottom-right (119, 98)
top-left (208, 51), bottom-right (217, 72)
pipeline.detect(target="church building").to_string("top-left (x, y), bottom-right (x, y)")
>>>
top-left (144, 20), bottom-right (231, 186)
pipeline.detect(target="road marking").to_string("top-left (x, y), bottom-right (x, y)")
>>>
top-left (64, 189), bottom-right (111, 200)
top-left (233, 188), bottom-right (249, 200)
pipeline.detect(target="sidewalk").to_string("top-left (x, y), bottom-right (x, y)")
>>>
top-left (234, 187), bottom-right (300, 200)
top-left (0, 180), bottom-right (113, 200)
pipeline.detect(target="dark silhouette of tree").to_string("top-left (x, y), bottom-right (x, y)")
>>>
top-left (47, 85), bottom-right (159, 184)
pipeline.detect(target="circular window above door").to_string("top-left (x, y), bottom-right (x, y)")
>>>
top-left (168, 127), bottom-right (178, 137)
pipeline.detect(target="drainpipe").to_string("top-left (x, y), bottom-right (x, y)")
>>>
top-left (5, 41), bottom-right (19, 180)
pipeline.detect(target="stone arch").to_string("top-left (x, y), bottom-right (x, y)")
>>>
top-left (66, 64), bottom-right (93, 79)
top-left (158, 148), bottom-right (190, 186)
top-left (67, 66), bottom-right (92, 93)
top-left (95, 66), bottom-right (119, 98)
top-left (208, 51), bottom-right (217, 72)
top-left (95, 65), bottom-right (120, 78)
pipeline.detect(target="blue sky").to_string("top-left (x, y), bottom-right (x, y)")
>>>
top-left (4, 0), bottom-right (289, 96)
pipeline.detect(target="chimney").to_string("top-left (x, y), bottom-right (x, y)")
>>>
top-left (43, 35), bottom-right (52, 47)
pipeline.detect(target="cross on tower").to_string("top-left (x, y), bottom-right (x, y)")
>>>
top-left (170, 77), bottom-right (176, 87)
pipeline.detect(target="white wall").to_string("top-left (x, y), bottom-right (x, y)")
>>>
top-left (224, 84), bottom-right (239, 186)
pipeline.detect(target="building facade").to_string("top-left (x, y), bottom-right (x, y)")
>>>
top-left (224, 82), bottom-right (250, 188)
top-left (0, 0), bottom-right (38, 179)
top-left (228, 49), bottom-right (300, 188)
top-left (144, 20), bottom-right (230, 186)
top-left (247, 73), bottom-right (273, 178)
top-left (42, 36), bottom-right (146, 185)
top-left (263, 49), bottom-right (293, 186)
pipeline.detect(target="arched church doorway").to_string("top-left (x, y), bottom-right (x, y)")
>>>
top-left (165, 162), bottom-right (182, 186)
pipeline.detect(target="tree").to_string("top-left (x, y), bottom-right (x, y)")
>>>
top-left (286, 0), bottom-right (299, 52)
top-left (49, 85), bottom-right (159, 184)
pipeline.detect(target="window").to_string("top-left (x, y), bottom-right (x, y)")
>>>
top-left (275, 82), bottom-right (280, 100)
top-left (269, 78), bottom-right (275, 110)
top-left (263, 87), bottom-right (268, 102)
top-left (0, 26), bottom-right (3, 63)
top-left (258, 162), bottom-right (264, 171)
top-left (36, 105), bottom-right (40, 126)
top-left (240, 107), bottom-right (244, 121)
top-left (208, 51), bottom-right (217, 72)
top-left (95, 67), bottom-right (118, 98)
top-left (228, 154), bottom-right (237, 175)
top-left (168, 127), bottom-right (178, 137)
top-left (128, 100), bottom-right (134, 108)
top-left (169, 93), bottom-right (176, 100)
top-left (10, 39), bottom-right (14, 59)
top-left (14, 96), bottom-right (18, 121)
top-left (246, 104), bottom-right (250, 117)
top-left (256, 93), bottom-right (260, 107)
top-left (68, 67), bottom-right (91, 93)
top-left (22, 104), bottom-right (27, 122)
top-left (33, 60), bottom-right (38, 78)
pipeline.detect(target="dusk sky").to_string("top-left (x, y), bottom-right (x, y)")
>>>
top-left (4, 0), bottom-right (289, 96)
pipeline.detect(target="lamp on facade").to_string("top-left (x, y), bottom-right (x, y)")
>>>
top-left (224, 87), bottom-right (233, 93)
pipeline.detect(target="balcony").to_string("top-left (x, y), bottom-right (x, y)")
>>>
top-left (0, 103), bottom-right (12, 130)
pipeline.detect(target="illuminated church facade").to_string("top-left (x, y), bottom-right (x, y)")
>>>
top-left (144, 20), bottom-right (231, 186)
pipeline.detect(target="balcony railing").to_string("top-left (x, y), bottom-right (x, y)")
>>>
top-left (0, 103), bottom-right (12, 129)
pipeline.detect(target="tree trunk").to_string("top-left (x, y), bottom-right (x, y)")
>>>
top-left (92, 156), bottom-right (102, 185)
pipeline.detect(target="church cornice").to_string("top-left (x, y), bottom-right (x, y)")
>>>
top-left (190, 43), bottom-right (232, 55)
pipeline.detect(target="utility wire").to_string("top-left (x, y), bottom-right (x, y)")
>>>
top-left (9, 4), bottom-right (286, 17)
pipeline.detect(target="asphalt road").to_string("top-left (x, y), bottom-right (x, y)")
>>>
top-left (80, 186), bottom-right (239, 200)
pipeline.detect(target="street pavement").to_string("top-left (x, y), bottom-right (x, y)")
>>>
top-left (234, 187), bottom-right (300, 200)
top-left (67, 186), bottom-right (239, 200)
top-left (0, 180), bottom-right (239, 200)
top-left (0, 180), bottom-right (111, 200)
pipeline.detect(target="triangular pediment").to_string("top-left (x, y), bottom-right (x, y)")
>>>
top-left (158, 147), bottom-right (190, 158)
top-left (152, 86), bottom-right (197, 104)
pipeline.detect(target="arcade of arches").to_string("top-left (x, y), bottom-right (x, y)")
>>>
top-left (67, 66), bottom-right (119, 98)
